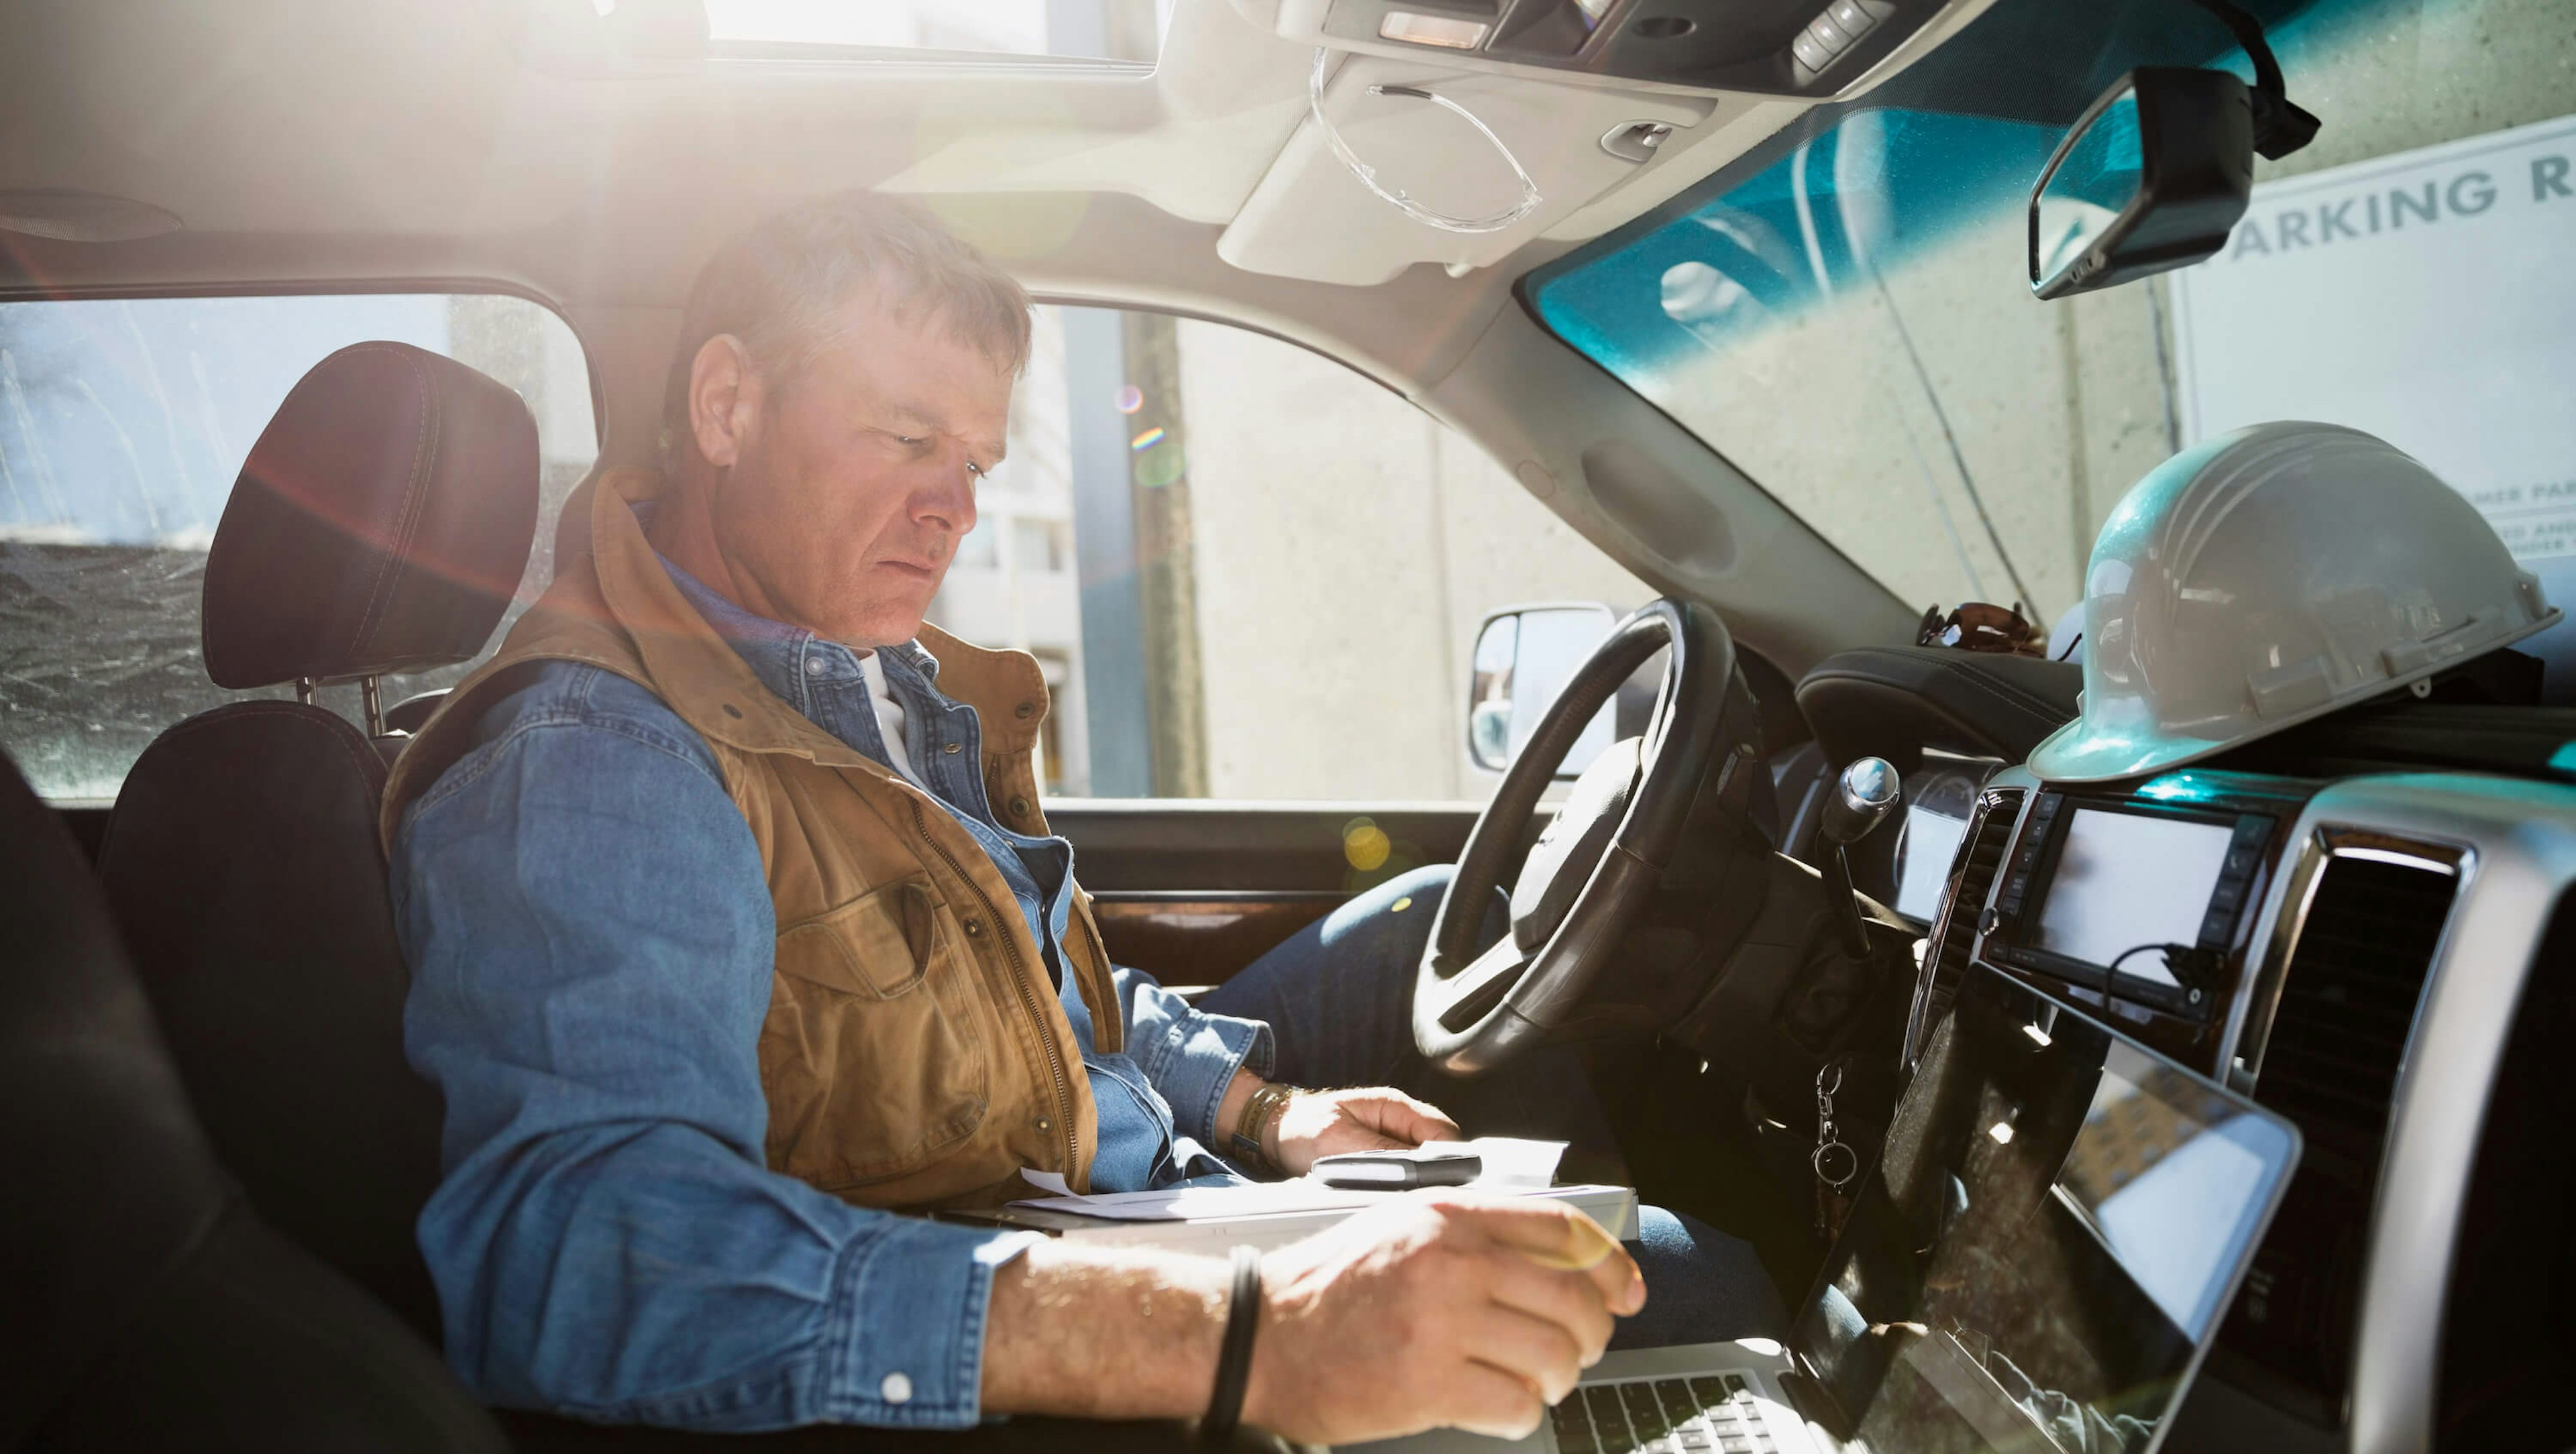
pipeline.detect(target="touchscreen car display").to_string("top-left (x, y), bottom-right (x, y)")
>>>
top-left (1795, 966), bottom-right (2300, 1454)
top-left (2032, 809), bottom-right (2236, 985)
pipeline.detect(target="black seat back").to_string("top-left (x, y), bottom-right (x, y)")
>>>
top-left (93, 341), bottom-right (539, 1339)
top-left (0, 752), bottom-right (506, 1452)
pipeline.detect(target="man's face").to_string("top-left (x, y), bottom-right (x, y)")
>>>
top-left (707, 296), bottom-right (1012, 647)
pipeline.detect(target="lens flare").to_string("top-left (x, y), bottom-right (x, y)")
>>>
top-left (1129, 426), bottom-right (1165, 452)
top-left (1134, 443), bottom-right (1185, 489)
top-left (1114, 384), bottom-right (1144, 414)
top-left (1342, 816), bottom-right (1392, 873)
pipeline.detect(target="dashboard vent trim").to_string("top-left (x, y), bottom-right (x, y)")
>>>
top-left (2220, 837), bottom-right (2462, 1422)
top-left (1905, 786), bottom-right (2021, 1067)
top-left (2255, 848), bottom-right (2457, 1160)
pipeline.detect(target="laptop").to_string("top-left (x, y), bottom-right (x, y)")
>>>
top-left (1360, 960), bottom-right (2302, 1454)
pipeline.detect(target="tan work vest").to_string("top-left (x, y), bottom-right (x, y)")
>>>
top-left (382, 467), bottom-right (1118, 1210)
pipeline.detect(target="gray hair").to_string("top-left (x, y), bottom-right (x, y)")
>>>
top-left (661, 190), bottom-right (1034, 474)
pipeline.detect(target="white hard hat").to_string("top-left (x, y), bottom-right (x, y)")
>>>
top-left (2028, 422), bottom-right (2559, 783)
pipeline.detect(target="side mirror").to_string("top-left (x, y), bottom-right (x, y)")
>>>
top-left (2029, 68), bottom-right (2257, 300)
top-left (1467, 604), bottom-right (1660, 779)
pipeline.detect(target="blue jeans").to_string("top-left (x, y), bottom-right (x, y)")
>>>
top-left (1202, 866), bottom-right (1788, 1349)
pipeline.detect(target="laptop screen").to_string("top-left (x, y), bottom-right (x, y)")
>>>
top-left (1790, 964), bottom-right (2300, 1454)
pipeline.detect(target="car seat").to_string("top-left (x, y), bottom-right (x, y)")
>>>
top-left (0, 748), bottom-right (508, 1453)
top-left (92, 341), bottom-right (541, 1341)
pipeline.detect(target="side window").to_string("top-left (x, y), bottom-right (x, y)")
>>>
top-left (0, 294), bottom-right (596, 801)
top-left (941, 306), bottom-right (1646, 803)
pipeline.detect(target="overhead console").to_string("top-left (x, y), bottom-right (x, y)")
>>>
top-left (1213, 0), bottom-right (1974, 283)
top-left (1267, 0), bottom-right (1935, 96)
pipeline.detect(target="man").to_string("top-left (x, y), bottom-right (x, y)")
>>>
top-left (385, 192), bottom-right (1778, 1443)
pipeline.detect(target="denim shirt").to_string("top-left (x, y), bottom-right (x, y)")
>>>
top-left (389, 555), bottom-right (1268, 1432)
top-left (653, 561), bottom-right (1260, 1191)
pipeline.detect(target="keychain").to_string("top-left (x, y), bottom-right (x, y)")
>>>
top-left (1812, 1059), bottom-right (1860, 1242)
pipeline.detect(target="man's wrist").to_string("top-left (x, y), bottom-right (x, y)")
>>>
top-left (1230, 1081), bottom-right (1299, 1172)
top-left (981, 1242), bottom-right (1236, 1421)
top-left (1201, 1246), bottom-right (1265, 1441)
top-left (1263, 1086), bottom-right (1296, 1167)
top-left (1214, 1068), bottom-right (1259, 1154)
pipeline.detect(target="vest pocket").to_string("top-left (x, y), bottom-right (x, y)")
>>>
top-left (763, 876), bottom-right (992, 1191)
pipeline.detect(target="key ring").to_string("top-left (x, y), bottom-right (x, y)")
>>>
top-left (1813, 1060), bottom-right (1858, 1191)
top-left (1812, 1139), bottom-right (1860, 1190)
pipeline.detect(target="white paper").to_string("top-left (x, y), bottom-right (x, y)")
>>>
top-left (1019, 1170), bottom-right (1077, 1198)
top-left (1419, 1136), bottom-right (1566, 1188)
top-left (1008, 1136), bottom-right (1576, 1221)
top-left (2171, 113), bottom-right (2576, 560)
top-left (1012, 1180), bottom-right (1395, 1223)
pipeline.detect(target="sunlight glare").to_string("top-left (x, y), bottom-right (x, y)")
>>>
top-left (704, 1), bottom-right (1052, 54)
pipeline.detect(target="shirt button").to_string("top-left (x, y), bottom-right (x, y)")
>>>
top-left (1014, 702), bottom-right (1036, 720)
top-left (804, 657), bottom-right (824, 676)
top-left (880, 1372), bottom-right (913, 1405)
top-left (943, 742), bottom-right (961, 754)
top-left (1009, 796), bottom-right (1031, 816)
top-left (963, 918), bottom-right (984, 938)
top-left (1035, 1117), bottom-right (1052, 1133)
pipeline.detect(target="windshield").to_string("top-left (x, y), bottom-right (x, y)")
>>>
top-left (1527, 0), bottom-right (2575, 636)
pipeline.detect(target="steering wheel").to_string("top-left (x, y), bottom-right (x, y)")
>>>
top-left (1415, 599), bottom-right (1754, 1075)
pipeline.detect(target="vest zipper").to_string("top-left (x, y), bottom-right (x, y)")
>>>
top-left (905, 796), bottom-right (1081, 1180)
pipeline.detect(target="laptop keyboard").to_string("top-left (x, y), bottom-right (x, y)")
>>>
top-left (1548, 1375), bottom-right (1780, 1454)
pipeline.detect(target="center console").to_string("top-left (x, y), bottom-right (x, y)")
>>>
top-left (1909, 761), bottom-right (2576, 1447)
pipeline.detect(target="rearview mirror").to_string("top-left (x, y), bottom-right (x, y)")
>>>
top-left (2029, 68), bottom-right (2256, 300)
top-left (1468, 604), bottom-right (1664, 779)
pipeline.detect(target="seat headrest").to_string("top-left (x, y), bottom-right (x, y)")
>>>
top-left (203, 341), bottom-right (539, 689)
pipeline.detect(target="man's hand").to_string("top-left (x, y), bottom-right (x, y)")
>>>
top-left (1218, 1070), bottom-right (1462, 1176)
top-left (1271, 1086), bottom-right (1460, 1176)
top-left (1244, 1193), bottom-right (1646, 1445)
top-left (980, 1194), bottom-right (1643, 1443)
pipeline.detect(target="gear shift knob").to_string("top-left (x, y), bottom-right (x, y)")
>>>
top-left (1821, 757), bottom-right (1902, 847)
top-left (1817, 757), bottom-right (1900, 962)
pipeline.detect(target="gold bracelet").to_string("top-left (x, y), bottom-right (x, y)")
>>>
top-left (1230, 1082), bottom-right (1299, 1172)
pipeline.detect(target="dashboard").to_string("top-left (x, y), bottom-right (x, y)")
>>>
top-left (1776, 642), bottom-right (2576, 1447)
top-left (1905, 760), bottom-right (2576, 1450)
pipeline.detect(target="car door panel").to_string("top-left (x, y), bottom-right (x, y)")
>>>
top-left (1055, 803), bottom-right (1544, 986)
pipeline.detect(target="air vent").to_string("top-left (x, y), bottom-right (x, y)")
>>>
top-left (2257, 856), bottom-right (2457, 1145)
top-left (2222, 849), bottom-right (2459, 1424)
top-left (1914, 788), bottom-right (2021, 1048)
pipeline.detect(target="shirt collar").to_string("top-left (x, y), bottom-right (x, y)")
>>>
top-left (651, 547), bottom-right (943, 709)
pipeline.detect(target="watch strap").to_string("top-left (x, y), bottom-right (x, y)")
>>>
top-left (1229, 1082), bottom-right (1297, 1172)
